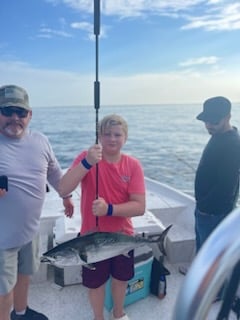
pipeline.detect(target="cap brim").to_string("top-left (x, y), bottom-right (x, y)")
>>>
top-left (1, 102), bottom-right (31, 110)
top-left (196, 112), bottom-right (222, 123)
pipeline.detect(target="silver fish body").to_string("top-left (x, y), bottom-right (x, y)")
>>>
top-left (41, 226), bottom-right (171, 268)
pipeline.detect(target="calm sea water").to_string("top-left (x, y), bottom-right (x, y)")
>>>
top-left (30, 104), bottom-right (240, 196)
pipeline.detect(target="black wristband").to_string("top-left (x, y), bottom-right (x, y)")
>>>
top-left (107, 204), bottom-right (113, 216)
top-left (81, 158), bottom-right (92, 170)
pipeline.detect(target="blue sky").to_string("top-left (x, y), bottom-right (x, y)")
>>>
top-left (0, 0), bottom-right (240, 107)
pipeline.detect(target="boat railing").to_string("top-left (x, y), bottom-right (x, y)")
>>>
top-left (173, 207), bottom-right (240, 320)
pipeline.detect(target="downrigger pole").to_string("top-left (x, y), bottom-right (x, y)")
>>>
top-left (94, 0), bottom-right (100, 227)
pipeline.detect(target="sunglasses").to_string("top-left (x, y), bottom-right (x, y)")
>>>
top-left (0, 107), bottom-right (29, 118)
top-left (206, 120), bottom-right (221, 126)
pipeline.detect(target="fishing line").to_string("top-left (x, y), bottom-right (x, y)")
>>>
top-left (94, 0), bottom-right (100, 227)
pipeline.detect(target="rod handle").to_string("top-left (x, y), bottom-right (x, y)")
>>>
top-left (94, 0), bottom-right (100, 36)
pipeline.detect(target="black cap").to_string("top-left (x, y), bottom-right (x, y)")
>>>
top-left (197, 96), bottom-right (231, 123)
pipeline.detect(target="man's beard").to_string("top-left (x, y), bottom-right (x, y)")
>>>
top-left (3, 122), bottom-right (24, 138)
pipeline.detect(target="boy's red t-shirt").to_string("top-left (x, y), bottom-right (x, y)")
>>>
top-left (71, 152), bottom-right (145, 235)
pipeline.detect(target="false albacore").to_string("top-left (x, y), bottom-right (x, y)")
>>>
top-left (41, 225), bottom-right (171, 268)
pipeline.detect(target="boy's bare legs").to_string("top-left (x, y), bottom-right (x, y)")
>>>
top-left (111, 278), bottom-right (128, 318)
top-left (89, 285), bottom-right (105, 320)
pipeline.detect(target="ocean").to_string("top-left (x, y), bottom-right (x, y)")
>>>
top-left (30, 103), bottom-right (240, 196)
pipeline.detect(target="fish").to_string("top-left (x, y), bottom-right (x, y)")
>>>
top-left (40, 225), bottom-right (172, 269)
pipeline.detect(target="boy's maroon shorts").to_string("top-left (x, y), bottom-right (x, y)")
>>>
top-left (82, 250), bottom-right (134, 289)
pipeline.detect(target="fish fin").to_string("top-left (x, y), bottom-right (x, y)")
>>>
top-left (84, 263), bottom-right (96, 270)
top-left (78, 251), bottom-right (95, 269)
top-left (122, 252), bottom-right (132, 258)
top-left (79, 253), bottom-right (88, 263)
top-left (40, 256), bottom-right (51, 264)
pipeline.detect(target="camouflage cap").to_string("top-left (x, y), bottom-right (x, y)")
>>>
top-left (0, 85), bottom-right (31, 110)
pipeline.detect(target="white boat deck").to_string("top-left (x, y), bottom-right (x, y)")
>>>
top-left (29, 261), bottom-right (237, 320)
top-left (30, 177), bottom-right (237, 319)
top-left (29, 261), bottom-right (182, 320)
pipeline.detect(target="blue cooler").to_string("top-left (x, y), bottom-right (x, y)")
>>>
top-left (104, 245), bottom-right (153, 311)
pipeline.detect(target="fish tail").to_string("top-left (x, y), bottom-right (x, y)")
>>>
top-left (159, 224), bottom-right (172, 255)
top-left (151, 224), bottom-right (172, 256)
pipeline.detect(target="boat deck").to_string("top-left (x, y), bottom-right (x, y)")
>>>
top-left (29, 261), bottom-right (236, 320)
top-left (29, 261), bottom-right (181, 320)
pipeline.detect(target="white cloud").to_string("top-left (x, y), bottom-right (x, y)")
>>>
top-left (45, 0), bottom-right (240, 32)
top-left (71, 21), bottom-right (92, 32)
top-left (0, 61), bottom-right (93, 107)
top-left (1, 60), bottom-right (240, 106)
top-left (70, 21), bottom-right (107, 40)
top-left (2, 1), bottom-right (239, 106)
top-left (179, 56), bottom-right (220, 67)
top-left (38, 26), bottom-right (73, 38)
top-left (46, 0), bottom-right (210, 17)
top-left (182, 2), bottom-right (240, 31)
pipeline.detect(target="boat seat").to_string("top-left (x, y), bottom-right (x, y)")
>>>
top-left (146, 191), bottom-right (185, 210)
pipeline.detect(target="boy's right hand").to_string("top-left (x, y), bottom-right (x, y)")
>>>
top-left (86, 144), bottom-right (102, 166)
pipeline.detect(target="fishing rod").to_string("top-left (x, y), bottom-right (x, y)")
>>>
top-left (94, 0), bottom-right (100, 227)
